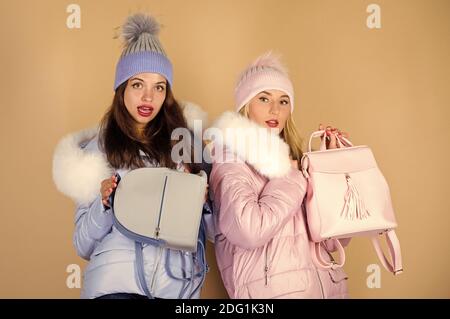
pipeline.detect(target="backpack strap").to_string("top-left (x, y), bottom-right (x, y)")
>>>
top-left (164, 216), bottom-right (209, 298)
top-left (135, 241), bottom-right (154, 299)
top-left (310, 239), bottom-right (346, 270)
top-left (371, 229), bottom-right (403, 275)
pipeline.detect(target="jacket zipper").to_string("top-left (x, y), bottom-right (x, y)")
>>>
top-left (314, 242), bottom-right (329, 298)
top-left (149, 246), bottom-right (164, 294)
top-left (264, 243), bottom-right (270, 286)
top-left (314, 242), bottom-right (328, 298)
top-left (315, 268), bottom-right (325, 298)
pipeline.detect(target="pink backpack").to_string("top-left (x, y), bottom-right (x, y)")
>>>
top-left (301, 130), bottom-right (403, 275)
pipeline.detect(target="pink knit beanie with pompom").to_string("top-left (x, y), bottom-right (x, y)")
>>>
top-left (234, 52), bottom-right (294, 113)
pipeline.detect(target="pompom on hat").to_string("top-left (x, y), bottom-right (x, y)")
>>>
top-left (234, 52), bottom-right (294, 113)
top-left (114, 13), bottom-right (173, 90)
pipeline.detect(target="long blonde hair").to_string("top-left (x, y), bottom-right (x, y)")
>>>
top-left (239, 105), bottom-right (303, 169)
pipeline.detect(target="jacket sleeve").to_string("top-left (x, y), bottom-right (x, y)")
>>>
top-left (73, 196), bottom-right (113, 260)
top-left (211, 162), bottom-right (307, 250)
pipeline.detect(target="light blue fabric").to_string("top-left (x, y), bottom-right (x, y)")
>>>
top-left (73, 136), bottom-right (208, 299)
top-left (114, 51), bottom-right (173, 90)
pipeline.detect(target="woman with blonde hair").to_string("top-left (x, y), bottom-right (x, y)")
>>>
top-left (209, 52), bottom-right (351, 298)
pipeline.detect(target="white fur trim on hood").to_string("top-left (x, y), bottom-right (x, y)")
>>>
top-left (210, 112), bottom-right (291, 179)
top-left (52, 102), bottom-right (209, 205)
top-left (52, 127), bottom-right (113, 205)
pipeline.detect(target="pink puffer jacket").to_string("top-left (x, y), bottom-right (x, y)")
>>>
top-left (209, 112), bottom-right (350, 299)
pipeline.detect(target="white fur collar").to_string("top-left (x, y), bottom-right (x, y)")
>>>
top-left (52, 101), bottom-right (208, 205)
top-left (210, 112), bottom-right (291, 178)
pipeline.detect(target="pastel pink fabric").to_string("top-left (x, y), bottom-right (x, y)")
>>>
top-left (210, 146), bottom-right (350, 299)
top-left (234, 52), bottom-right (294, 113)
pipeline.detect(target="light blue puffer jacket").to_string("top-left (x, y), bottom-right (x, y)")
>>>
top-left (53, 124), bottom-right (213, 299)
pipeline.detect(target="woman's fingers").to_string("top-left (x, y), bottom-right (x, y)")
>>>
top-left (111, 175), bottom-right (117, 187)
top-left (328, 132), bottom-right (338, 149)
top-left (101, 187), bottom-right (112, 198)
top-left (100, 175), bottom-right (118, 200)
top-left (320, 124), bottom-right (350, 147)
top-left (106, 176), bottom-right (118, 190)
top-left (101, 182), bottom-right (110, 195)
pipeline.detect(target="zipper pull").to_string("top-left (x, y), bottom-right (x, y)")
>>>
top-left (264, 266), bottom-right (269, 286)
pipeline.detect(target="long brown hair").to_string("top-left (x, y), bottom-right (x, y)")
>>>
top-left (99, 81), bottom-right (200, 172)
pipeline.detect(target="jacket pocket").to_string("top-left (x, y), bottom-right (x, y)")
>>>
top-left (91, 230), bottom-right (135, 256)
top-left (85, 248), bottom-right (135, 274)
top-left (246, 270), bottom-right (309, 299)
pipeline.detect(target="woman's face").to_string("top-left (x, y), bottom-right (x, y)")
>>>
top-left (124, 72), bottom-right (167, 130)
top-left (247, 89), bottom-right (291, 132)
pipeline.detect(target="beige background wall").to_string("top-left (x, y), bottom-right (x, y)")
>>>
top-left (0, 0), bottom-right (448, 298)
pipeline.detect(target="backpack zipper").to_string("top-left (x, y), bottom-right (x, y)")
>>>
top-left (148, 175), bottom-right (168, 294)
top-left (155, 175), bottom-right (168, 238)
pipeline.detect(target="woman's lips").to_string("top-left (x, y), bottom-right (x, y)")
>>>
top-left (265, 120), bottom-right (279, 128)
top-left (137, 105), bottom-right (154, 117)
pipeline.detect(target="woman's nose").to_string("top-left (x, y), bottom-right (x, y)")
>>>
top-left (142, 89), bottom-right (153, 102)
top-left (269, 103), bottom-right (280, 115)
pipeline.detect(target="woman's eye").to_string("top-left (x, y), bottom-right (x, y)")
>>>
top-left (131, 82), bottom-right (143, 89)
top-left (155, 85), bottom-right (166, 92)
top-left (259, 96), bottom-right (269, 102)
top-left (280, 100), bottom-right (289, 105)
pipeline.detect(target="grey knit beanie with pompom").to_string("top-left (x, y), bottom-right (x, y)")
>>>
top-left (113, 13), bottom-right (173, 90)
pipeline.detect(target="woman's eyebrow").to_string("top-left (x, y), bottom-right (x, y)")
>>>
top-left (129, 78), bottom-right (166, 85)
top-left (260, 91), bottom-right (289, 99)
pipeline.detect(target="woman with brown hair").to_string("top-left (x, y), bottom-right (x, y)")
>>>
top-left (53, 13), bottom-right (209, 299)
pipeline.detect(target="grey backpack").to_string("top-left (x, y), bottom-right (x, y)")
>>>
top-left (109, 168), bottom-right (208, 298)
